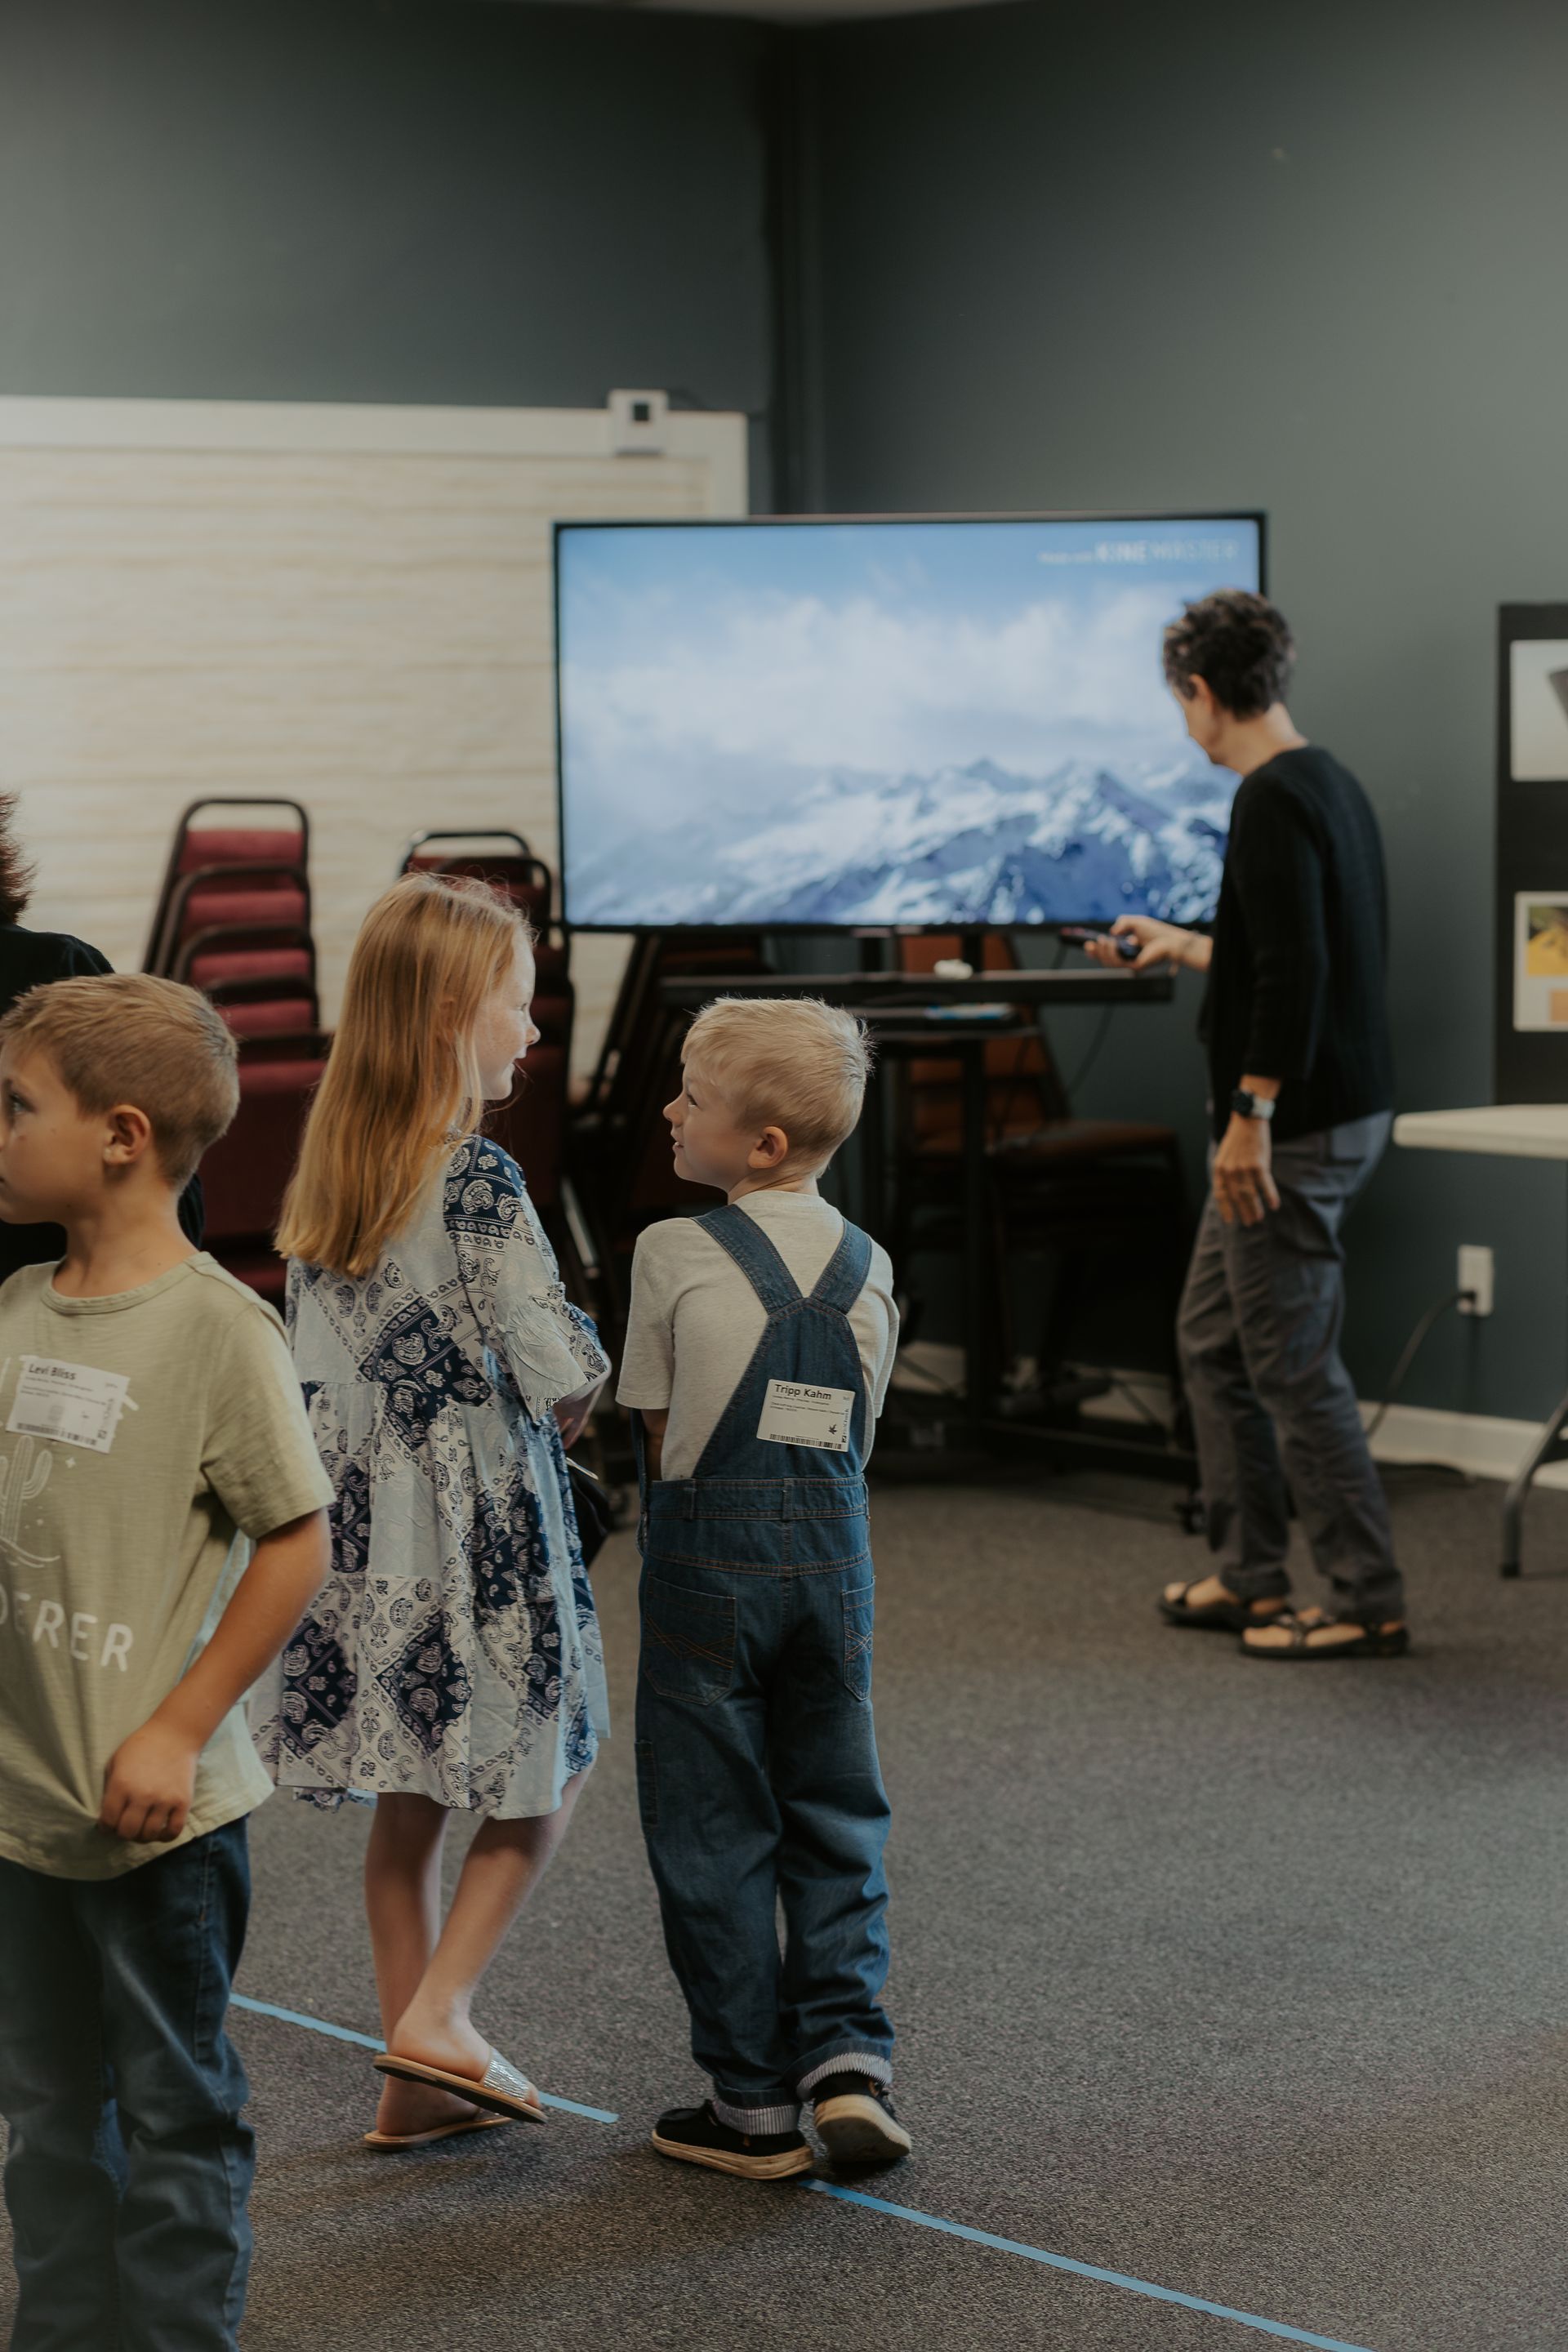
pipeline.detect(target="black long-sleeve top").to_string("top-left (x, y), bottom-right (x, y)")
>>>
top-left (1200, 746), bottom-right (1394, 1144)
top-left (0, 925), bottom-right (204, 1284)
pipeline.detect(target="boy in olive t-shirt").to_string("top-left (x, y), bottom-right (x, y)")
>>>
top-left (0, 974), bottom-right (332, 2352)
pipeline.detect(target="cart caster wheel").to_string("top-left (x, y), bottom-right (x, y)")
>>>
top-left (1500, 1561), bottom-right (1521, 1579)
top-left (1178, 1498), bottom-right (1206, 1537)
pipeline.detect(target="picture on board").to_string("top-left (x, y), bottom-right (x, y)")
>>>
top-left (1512, 891), bottom-right (1568, 1029)
top-left (1508, 639), bottom-right (1568, 780)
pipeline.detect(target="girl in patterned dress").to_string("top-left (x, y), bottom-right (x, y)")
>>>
top-left (252, 874), bottom-right (608, 2149)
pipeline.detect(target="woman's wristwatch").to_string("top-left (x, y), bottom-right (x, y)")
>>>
top-left (1231, 1087), bottom-right (1276, 1121)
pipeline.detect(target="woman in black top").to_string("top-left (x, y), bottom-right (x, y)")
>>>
top-left (1082, 592), bottom-right (1406, 1660)
top-left (0, 797), bottom-right (203, 1284)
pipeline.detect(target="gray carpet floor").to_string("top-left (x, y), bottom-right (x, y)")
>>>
top-left (6, 1468), bottom-right (1568, 2350)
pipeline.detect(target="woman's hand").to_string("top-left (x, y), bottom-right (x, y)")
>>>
top-left (1080, 917), bottom-right (1208, 973)
top-left (1212, 1112), bottom-right (1281, 1227)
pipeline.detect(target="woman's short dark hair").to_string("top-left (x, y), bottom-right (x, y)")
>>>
top-left (1162, 590), bottom-right (1295, 719)
top-left (0, 796), bottom-right (34, 928)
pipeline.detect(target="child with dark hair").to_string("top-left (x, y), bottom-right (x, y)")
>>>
top-left (0, 791), bottom-right (203, 1281)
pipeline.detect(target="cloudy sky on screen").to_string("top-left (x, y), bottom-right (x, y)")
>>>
top-left (557, 519), bottom-right (1261, 835)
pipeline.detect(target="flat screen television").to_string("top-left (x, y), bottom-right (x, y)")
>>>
top-left (555, 512), bottom-right (1265, 931)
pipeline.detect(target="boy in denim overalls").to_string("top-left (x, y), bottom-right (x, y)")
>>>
top-left (617, 997), bottom-right (909, 2180)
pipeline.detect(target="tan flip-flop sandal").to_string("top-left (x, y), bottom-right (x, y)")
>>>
top-left (372, 2048), bottom-right (547, 2123)
top-left (363, 2113), bottom-right (512, 2152)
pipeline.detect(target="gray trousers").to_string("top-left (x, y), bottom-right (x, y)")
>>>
top-left (1177, 1113), bottom-right (1404, 1623)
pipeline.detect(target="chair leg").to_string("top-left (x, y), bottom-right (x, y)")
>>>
top-left (1038, 1249), bottom-right (1088, 1393)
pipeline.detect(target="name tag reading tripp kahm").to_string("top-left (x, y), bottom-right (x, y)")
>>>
top-left (756, 1378), bottom-right (854, 1453)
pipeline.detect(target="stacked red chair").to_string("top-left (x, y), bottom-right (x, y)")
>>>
top-left (145, 799), bottom-right (326, 1302)
top-left (145, 798), bottom-right (318, 1037)
top-left (196, 1034), bottom-right (327, 1307)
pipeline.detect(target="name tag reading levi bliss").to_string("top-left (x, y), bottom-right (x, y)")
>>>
top-left (756, 1379), bottom-right (855, 1453)
top-left (7, 1357), bottom-right (131, 1454)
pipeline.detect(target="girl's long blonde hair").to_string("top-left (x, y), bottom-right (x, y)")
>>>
top-left (278, 872), bottom-right (531, 1277)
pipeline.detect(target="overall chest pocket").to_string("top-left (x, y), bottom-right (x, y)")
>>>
top-left (640, 1576), bottom-right (736, 1706)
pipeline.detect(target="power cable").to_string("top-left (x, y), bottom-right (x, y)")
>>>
top-left (1363, 1288), bottom-right (1471, 1445)
top-left (1062, 1006), bottom-right (1116, 1102)
top-left (1361, 1285), bottom-right (1481, 1486)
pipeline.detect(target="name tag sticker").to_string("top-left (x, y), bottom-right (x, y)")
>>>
top-left (7, 1357), bottom-right (131, 1454)
top-left (756, 1379), bottom-right (854, 1453)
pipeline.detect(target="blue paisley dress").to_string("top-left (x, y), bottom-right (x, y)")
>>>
top-left (250, 1136), bottom-right (610, 1816)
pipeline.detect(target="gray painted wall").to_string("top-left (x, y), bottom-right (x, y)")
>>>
top-left (0, 0), bottom-right (774, 479)
top-left (804, 0), bottom-right (1568, 1422)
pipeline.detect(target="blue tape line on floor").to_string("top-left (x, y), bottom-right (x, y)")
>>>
top-left (228, 1992), bottom-right (621, 2123)
top-left (806, 2182), bottom-right (1377, 2352)
top-left (232, 1993), bottom-right (1379, 2350)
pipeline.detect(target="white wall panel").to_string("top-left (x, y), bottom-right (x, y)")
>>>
top-left (0, 399), bottom-right (747, 1068)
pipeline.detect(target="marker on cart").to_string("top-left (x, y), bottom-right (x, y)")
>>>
top-left (1058, 925), bottom-right (1142, 962)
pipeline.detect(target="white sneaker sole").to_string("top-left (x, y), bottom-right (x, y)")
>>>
top-left (651, 2128), bottom-right (814, 2180)
top-left (813, 2091), bottom-right (912, 2166)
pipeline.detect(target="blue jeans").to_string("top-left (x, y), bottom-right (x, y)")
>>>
top-left (635, 1550), bottom-right (893, 2130)
top-left (0, 1820), bottom-right (255, 2352)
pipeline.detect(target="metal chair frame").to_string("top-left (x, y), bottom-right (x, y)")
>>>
top-left (143, 798), bottom-right (310, 972)
top-left (147, 862), bottom-right (314, 978)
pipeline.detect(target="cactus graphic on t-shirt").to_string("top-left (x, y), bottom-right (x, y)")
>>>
top-left (0, 1435), bottom-right (57, 1567)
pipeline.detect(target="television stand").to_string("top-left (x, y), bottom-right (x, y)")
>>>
top-left (653, 973), bottom-right (1190, 1491)
top-left (657, 969), bottom-right (1174, 1010)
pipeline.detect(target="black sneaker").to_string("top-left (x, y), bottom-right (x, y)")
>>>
top-left (651, 2100), bottom-right (813, 2181)
top-left (812, 2075), bottom-right (912, 2167)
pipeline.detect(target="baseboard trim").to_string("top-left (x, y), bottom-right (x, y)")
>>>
top-left (1356, 1401), bottom-right (1568, 1490)
top-left (889, 1346), bottom-right (1565, 1490)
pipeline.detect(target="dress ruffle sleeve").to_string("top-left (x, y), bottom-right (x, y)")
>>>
top-left (443, 1138), bottom-right (609, 1421)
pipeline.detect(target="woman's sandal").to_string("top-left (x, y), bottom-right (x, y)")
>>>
top-left (1158, 1580), bottom-right (1288, 1633)
top-left (372, 2048), bottom-right (548, 2123)
top-left (1241, 1606), bottom-right (1410, 1661)
top-left (363, 2114), bottom-right (512, 2153)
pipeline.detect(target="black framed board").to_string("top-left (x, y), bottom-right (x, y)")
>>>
top-left (1495, 604), bottom-right (1568, 1103)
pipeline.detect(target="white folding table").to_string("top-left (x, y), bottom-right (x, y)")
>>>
top-left (1393, 1103), bottom-right (1568, 1575)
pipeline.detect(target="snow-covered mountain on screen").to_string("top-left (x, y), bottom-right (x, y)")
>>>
top-left (568, 755), bottom-right (1232, 928)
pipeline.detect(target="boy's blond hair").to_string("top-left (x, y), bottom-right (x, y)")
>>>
top-left (685, 996), bottom-right (871, 1167)
top-left (0, 973), bottom-right (239, 1187)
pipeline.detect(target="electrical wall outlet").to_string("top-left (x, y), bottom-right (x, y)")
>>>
top-left (1458, 1244), bottom-right (1494, 1316)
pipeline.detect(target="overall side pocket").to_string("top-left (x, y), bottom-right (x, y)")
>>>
top-left (841, 1579), bottom-right (875, 1704)
top-left (641, 1575), bottom-right (737, 1707)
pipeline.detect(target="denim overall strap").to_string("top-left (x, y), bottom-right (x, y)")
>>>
top-left (806, 1223), bottom-right (872, 1317)
top-left (693, 1203), bottom-right (806, 1313)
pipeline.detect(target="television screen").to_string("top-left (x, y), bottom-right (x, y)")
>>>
top-left (555, 513), bottom-right (1264, 931)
